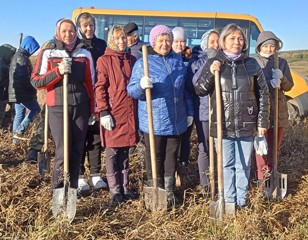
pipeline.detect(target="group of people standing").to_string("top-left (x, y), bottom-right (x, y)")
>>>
top-left (0, 11), bottom-right (293, 210)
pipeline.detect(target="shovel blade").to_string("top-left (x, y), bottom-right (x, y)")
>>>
top-left (37, 152), bottom-right (51, 176)
top-left (264, 173), bottom-right (287, 199)
top-left (144, 186), bottom-right (168, 211)
top-left (210, 199), bottom-right (235, 219)
top-left (52, 187), bottom-right (77, 223)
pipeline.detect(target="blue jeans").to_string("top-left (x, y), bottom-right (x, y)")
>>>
top-left (13, 99), bottom-right (41, 134)
top-left (215, 136), bottom-right (253, 207)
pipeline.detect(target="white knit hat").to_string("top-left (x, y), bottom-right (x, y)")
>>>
top-left (172, 27), bottom-right (187, 40)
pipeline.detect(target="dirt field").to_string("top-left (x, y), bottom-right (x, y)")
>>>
top-left (1, 52), bottom-right (308, 239)
top-left (1, 114), bottom-right (308, 239)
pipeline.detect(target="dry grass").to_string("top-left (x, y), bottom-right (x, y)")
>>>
top-left (1, 116), bottom-right (308, 239)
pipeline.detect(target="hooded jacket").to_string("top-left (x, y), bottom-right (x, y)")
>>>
top-left (187, 45), bottom-right (209, 121)
top-left (254, 31), bottom-right (294, 127)
top-left (9, 36), bottom-right (40, 102)
top-left (0, 44), bottom-right (16, 100)
top-left (95, 47), bottom-right (139, 148)
top-left (194, 50), bottom-right (270, 138)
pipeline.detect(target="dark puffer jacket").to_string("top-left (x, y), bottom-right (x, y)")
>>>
top-left (0, 44), bottom-right (16, 101)
top-left (187, 45), bottom-right (209, 122)
top-left (194, 50), bottom-right (270, 138)
top-left (254, 31), bottom-right (293, 127)
top-left (8, 48), bottom-right (37, 102)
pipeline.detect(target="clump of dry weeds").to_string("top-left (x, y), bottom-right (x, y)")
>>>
top-left (0, 119), bottom-right (308, 239)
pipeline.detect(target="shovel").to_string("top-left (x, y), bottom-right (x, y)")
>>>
top-left (52, 73), bottom-right (77, 223)
top-left (142, 45), bottom-right (168, 211)
top-left (264, 52), bottom-right (287, 199)
top-left (209, 70), bottom-right (235, 219)
top-left (209, 96), bottom-right (215, 200)
top-left (38, 104), bottom-right (51, 176)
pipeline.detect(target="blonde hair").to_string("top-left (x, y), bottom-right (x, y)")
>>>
top-left (219, 23), bottom-right (248, 51)
top-left (107, 25), bottom-right (126, 51)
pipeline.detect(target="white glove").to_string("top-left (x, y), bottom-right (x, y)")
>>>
top-left (254, 136), bottom-right (268, 155)
top-left (88, 114), bottom-right (96, 125)
top-left (270, 78), bottom-right (281, 88)
top-left (58, 58), bottom-right (72, 75)
top-left (272, 68), bottom-right (283, 79)
top-left (140, 76), bottom-right (153, 89)
top-left (100, 115), bottom-right (114, 130)
top-left (187, 116), bottom-right (193, 127)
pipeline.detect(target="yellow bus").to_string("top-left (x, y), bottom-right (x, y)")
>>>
top-left (72, 8), bottom-right (308, 121)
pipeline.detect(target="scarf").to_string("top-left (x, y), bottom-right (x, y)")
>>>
top-left (55, 18), bottom-right (77, 52)
top-left (223, 50), bottom-right (242, 60)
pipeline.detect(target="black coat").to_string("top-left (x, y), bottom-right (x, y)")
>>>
top-left (194, 50), bottom-right (270, 138)
top-left (9, 48), bottom-right (37, 102)
top-left (0, 44), bottom-right (16, 100)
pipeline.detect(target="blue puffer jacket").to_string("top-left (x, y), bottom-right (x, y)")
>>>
top-left (127, 49), bottom-right (193, 136)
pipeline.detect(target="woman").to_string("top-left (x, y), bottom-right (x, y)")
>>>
top-left (187, 29), bottom-right (219, 193)
top-left (253, 31), bottom-right (293, 181)
top-left (194, 23), bottom-right (270, 207)
top-left (95, 25), bottom-right (138, 203)
top-left (171, 26), bottom-right (193, 170)
top-left (75, 12), bottom-right (108, 193)
top-left (127, 25), bottom-right (193, 207)
top-left (31, 18), bottom-right (95, 193)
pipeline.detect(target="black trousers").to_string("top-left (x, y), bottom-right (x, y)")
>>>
top-left (48, 103), bottom-right (89, 189)
top-left (143, 133), bottom-right (181, 180)
top-left (80, 121), bottom-right (102, 176)
top-left (179, 124), bottom-right (194, 164)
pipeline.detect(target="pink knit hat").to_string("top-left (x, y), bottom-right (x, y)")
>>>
top-left (149, 25), bottom-right (173, 47)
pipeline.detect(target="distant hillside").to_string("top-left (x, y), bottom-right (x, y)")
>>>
top-left (280, 50), bottom-right (308, 77)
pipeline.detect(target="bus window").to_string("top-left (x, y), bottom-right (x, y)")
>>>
top-left (249, 22), bottom-right (261, 56)
top-left (92, 14), bottom-right (259, 56)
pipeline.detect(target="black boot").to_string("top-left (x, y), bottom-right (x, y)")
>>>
top-left (106, 172), bottom-right (123, 203)
top-left (26, 149), bottom-right (39, 164)
top-left (164, 176), bottom-right (180, 208)
top-left (121, 170), bottom-right (137, 200)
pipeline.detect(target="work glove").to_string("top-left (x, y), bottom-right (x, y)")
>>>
top-left (58, 57), bottom-right (72, 75)
top-left (272, 68), bottom-right (283, 79)
top-left (187, 116), bottom-right (193, 127)
top-left (270, 78), bottom-right (281, 88)
top-left (140, 76), bottom-right (153, 89)
top-left (88, 114), bottom-right (96, 125)
top-left (100, 114), bottom-right (114, 130)
top-left (254, 135), bottom-right (268, 156)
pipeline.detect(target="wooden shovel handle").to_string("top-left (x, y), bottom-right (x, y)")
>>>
top-left (43, 104), bottom-right (48, 152)
top-left (63, 73), bottom-right (69, 174)
top-left (142, 45), bottom-right (157, 186)
top-left (273, 52), bottom-right (279, 172)
top-left (214, 70), bottom-right (223, 199)
top-left (209, 97), bottom-right (215, 199)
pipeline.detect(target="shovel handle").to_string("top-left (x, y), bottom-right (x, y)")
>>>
top-left (214, 70), bottom-right (224, 201)
top-left (273, 52), bottom-right (279, 173)
top-left (18, 33), bottom-right (23, 48)
top-left (209, 97), bottom-right (215, 199)
top-left (63, 73), bottom-right (69, 174)
top-left (43, 104), bottom-right (48, 152)
top-left (142, 45), bottom-right (158, 188)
